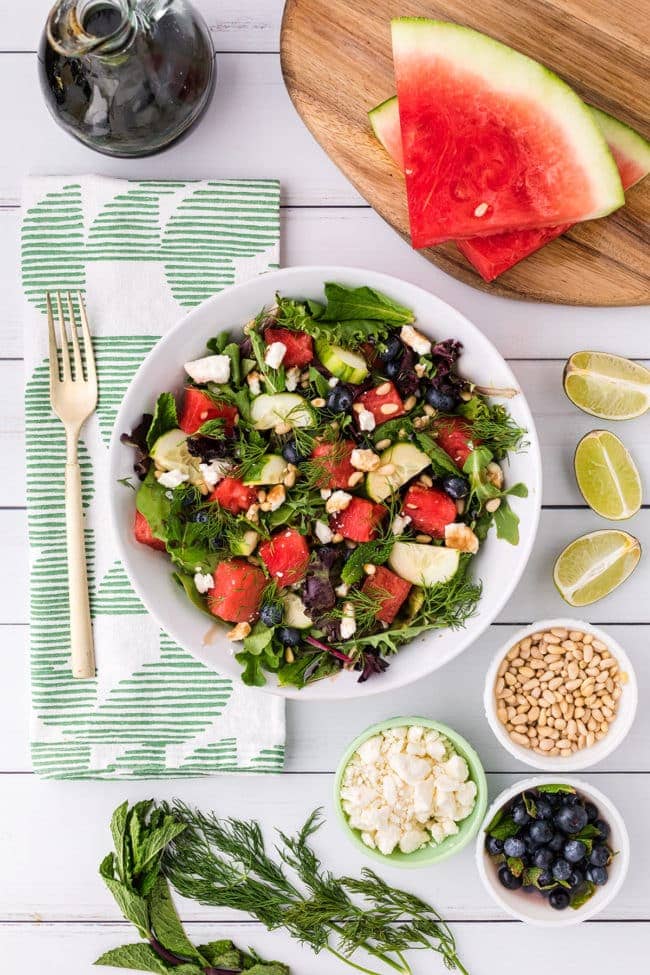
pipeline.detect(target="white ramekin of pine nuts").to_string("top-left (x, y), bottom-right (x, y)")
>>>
top-left (484, 619), bottom-right (638, 771)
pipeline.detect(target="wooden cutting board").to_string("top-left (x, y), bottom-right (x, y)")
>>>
top-left (281, 0), bottom-right (649, 305)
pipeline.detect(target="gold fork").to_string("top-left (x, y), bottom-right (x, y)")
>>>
top-left (47, 292), bottom-right (98, 679)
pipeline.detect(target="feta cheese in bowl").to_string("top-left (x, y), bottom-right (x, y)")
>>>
top-left (334, 717), bottom-right (488, 867)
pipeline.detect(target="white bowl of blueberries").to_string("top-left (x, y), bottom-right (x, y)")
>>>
top-left (476, 777), bottom-right (629, 925)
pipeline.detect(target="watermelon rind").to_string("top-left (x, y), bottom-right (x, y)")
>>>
top-left (588, 107), bottom-right (650, 188)
top-left (391, 19), bottom-right (625, 231)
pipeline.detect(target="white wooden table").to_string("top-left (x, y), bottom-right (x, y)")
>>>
top-left (1, 3), bottom-right (648, 972)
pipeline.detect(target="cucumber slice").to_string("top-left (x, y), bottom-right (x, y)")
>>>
top-left (242, 454), bottom-right (289, 486)
top-left (388, 542), bottom-right (460, 586)
top-left (149, 428), bottom-right (203, 486)
top-left (282, 592), bottom-right (312, 629)
top-left (250, 393), bottom-right (314, 430)
top-left (315, 339), bottom-right (368, 383)
top-left (229, 529), bottom-right (259, 556)
top-left (366, 442), bottom-right (430, 501)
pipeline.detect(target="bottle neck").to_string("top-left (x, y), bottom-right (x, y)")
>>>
top-left (46, 0), bottom-right (168, 58)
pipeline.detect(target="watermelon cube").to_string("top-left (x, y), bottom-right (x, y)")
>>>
top-left (402, 484), bottom-right (457, 539)
top-left (434, 417), bottom-right (479, 468)
top-left (362, 565), bottom-right (411, 624)
top-left (134, 510), bottom-right (166, 551)
top-left (259, 528), bottom-right (310, 587)
top-left (330, 497), bottom-right (385, 543)
top-left (356, 382), bottom-right (405, 427)
top-left (310, 440), bottom-right (356, 489)
top-left (208, 559), bottom-right (266, 623)
top-left (179, 387), bottom-right (238, 435)
top-left (210, 477), bottom-right (257, 515)
top-left (264, 326), bottom-right (314, 367)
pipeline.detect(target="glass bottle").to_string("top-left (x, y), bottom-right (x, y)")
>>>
top-left (38, 0), bottom-right (216, 157)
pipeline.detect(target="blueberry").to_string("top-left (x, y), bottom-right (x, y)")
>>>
top-left (512, 803), bottom-right (531, 827)
top-left (589, 844), bottom-right (610, 867)
top-left (537, 871), bottom-right (555, 890)
top-left (192, 510), bottom-right (209, 523)
top-left (425, 385), bottom-right (459, 412)
top-left (442, 475), bottom-right (470, 500)
top-left (259, 603), bottom-right (283, 627)
top-left (584, 801), bottom-right (599, 823)
top-left (282, 440), bottom-right (306, 465)
top-left (554, 804), bottom-right (589, 835)
top-left (384, 358), bottom-right (401, 379)
top-left (552, 859), bottom-right (572, 882)
top-left (563, 839), bottom-right (587, 863)
top-left (549, 888), bottom-right (570, 910)
top-left (503, 836), bottom-right (527, 858)
top-left (379, 335), bottom-right (403, 362)
top-left (486, 835), bottom-right (504, 856)
top-left (498, 866), bottom-right (523, 890)
top-left (326, 384), bottom-right (354, 413)
top-left (568, 868), bottom-right (585, 889)
top-left (277, 626), bottom-right (301, 647)
top-left (529, 821), bottom-right (554, 845)
top-left (594, 818), bottom-right (610, 840)
top-left (533, 847), bottom-right (554, 869)
top-left (548, 833), bottom-right (565, 853)
top-left (586, 865), bottom-right (608, 886)
top-left (535, 798), bottom-right (554, 820)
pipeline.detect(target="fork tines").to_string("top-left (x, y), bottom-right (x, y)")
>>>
top-left (46, 291), bottom-right (96, 386)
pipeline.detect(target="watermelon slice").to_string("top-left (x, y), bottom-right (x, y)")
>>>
top-left (391, 19), bottom-right (624, 247)
top-left (370, 96), bottom-right (650, 280)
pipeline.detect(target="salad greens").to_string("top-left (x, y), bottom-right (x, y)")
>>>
top-left (123, 282), bottom-right (528, 689)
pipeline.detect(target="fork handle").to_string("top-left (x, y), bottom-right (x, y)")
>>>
top-left (65, 461), bottom-right (96, 679)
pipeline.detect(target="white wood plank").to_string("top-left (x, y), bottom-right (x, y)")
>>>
top-left (2, 622), bottom-right (647, 774)
top-left (3, 204), bottom-right (650, 363)
top-left (2, 507), bottom-right (649, 627)
top-left (0, 53), bottom-right (358, 208)
top-left (0, 772), bottom-right (647, 921)
top-left (2, 920), bottom-right (649, 975)
top-left (3, 355), bottom-right (650, 506)
top-left (2, 0), bottom-right (282, 53)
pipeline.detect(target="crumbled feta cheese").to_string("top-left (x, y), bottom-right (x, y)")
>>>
top-left (339, 725), bottom-right (476, 856)
top-left (400, 325), bottom-right (432, 356)
top-left (247, 371), bottom-right (262, 396)
top-left (445, 522), bottom-right (479, 554)
top-left (391, 513), bottom-right (411, 536)
top-left (285, 366), bottom-right (301, 392)
top-left (325, 490), bottom-right (352, 514)
top-left (320, 488), bottom-right (332, 500)
top-left (357, 408), bottom-right (376, 432)
top-left (194, 571), bottom-right (214, 594)
top-left (339, 602), bottom-right (357, 639)
top-left (315, 520), bottom-right (333, 544)
top-left (184, 354), bottom-right (230, 385)
top-left (264, 341), bottom-right (287, 370)
top-left (158, 468), bottom-right (189, 489)
top-left (350, 448), bottom-right (380, 472)
top-left (328, 376), bottom-right (339, 387)
top-left (199, 459), bottom-right (231, 489)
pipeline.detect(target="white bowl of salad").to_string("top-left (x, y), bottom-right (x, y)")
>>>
top-left (109, 266), bottom-right (541, 698)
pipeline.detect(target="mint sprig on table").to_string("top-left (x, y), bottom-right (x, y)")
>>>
top-left (96, 800), bottom-right (288, 975)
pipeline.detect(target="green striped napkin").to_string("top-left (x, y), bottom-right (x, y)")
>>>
top-left (22, 176), bottom-right (285, 779)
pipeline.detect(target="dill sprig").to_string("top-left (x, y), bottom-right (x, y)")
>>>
top-left (327, 585), bottom-right (389, 635)
top-left (163, 805), bottom-right (469, 975)
top-left (458, 396), bottom-right (527, 458)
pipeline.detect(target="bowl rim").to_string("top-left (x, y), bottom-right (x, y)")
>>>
top-left (108, 264), bottom-right (542, 699)
top-left (475, 775), bottom-right (630, 926)
top-left (333, 715), bottom-right (488, 868)
top-left (483, 618), bottom-right (638, 771)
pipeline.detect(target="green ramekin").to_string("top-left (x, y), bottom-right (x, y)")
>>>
top-left (333, 716), bottom-right (488, 868)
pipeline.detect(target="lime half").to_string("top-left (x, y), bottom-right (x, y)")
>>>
top-left (574, 430), bottom-right (642, 520)
top-left (564, 351), bottom-right (650, 420)
top-left (554, 530), bottom-right (641, 606)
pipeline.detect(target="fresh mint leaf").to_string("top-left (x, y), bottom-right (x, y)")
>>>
top-left (110, 801), bottom-right (130, 881)
top-left (507, 856), bottom-right (524, 878)
top-left (94, 942), bottom-right (173, 973)
top-left (148, 877), bottom-right (202, 964)
top-left (487, 815), bottom-right (520, 841)
top-left (522, 792), bottom-right (537, 818)
top-left (146, 393), bottom-right (178, 451)
top-left (341, 538), bottom-right (393, 586)
top-left (570, 880), bottom-right (597, 910)
top-left (321, 283), bottom-right (414, 324)
top-left (103, 876), bottom-right (151, 939)
top-left (485, 808), bottom-right (504, 833)
top-left (522, 866), bottom-right (542, 887)
top-left (416, 432), bottom-right (462, 477)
